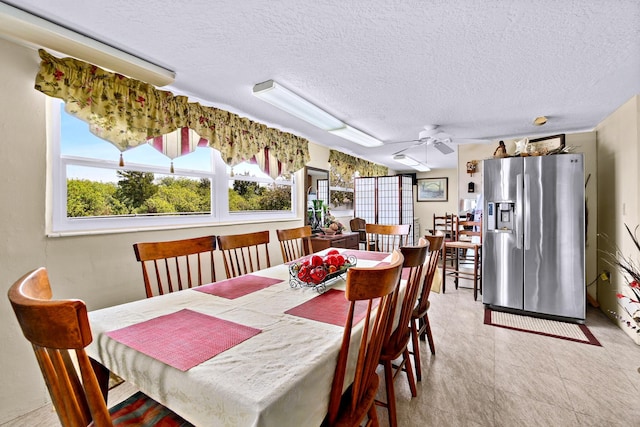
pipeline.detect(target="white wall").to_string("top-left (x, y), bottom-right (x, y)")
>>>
top-left (0, 37), bottom-right (50, 423)
top-left (596, 95), bottom-right (640, 344)
top-left (412, 168), bottom-right (458, 236)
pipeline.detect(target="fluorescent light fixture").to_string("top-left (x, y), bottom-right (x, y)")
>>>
top-left (0, 3), bottom-right (175, 86)
top-left (253, 80), bottom-right (344, 130)
top-left (329, 125), bottom-right (383, 147)
top-left (393, 154), bottom-right (431, 172)
top-left (253, 79), bottom-right (383, 147)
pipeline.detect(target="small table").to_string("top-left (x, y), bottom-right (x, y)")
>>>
top-left (310, 231), bottom-right (359, 252)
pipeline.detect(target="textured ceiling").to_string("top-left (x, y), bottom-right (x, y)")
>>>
top-left (4, 0), bottom-right (640, 170)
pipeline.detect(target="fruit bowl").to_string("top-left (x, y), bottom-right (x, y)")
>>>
top-left (321, 228), bottom-right (336, 236)
top-left (289, 251), bottom-right (357, 292)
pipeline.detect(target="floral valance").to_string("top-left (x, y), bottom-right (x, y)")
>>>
top-left (329, 150), bottom-right (388, 184)
top-left (34, 49), bottom-right (309, 177)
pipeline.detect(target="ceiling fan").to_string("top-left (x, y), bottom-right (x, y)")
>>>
top-left (390, 125), bottom-right (490, 156)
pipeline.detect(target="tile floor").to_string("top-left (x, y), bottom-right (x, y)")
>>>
top-left (379, 283), bottom-right (640, 427)
top-left (5, 282), bottom-right (640, 427)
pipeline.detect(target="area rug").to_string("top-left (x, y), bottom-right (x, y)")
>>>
top-left (484, 308), bottom-right (601, 346)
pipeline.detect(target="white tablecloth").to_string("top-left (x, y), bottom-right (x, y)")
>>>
top-left (87, 249), bottom-right (390, 427)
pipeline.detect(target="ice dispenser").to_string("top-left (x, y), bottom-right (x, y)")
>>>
top-left (486, 202), bottom-right (515, 231)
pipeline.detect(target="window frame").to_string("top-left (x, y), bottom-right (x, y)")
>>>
top-left (48, 99), bottom-right (297, 236)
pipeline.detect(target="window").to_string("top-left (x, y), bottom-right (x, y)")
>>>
top-left (50, 100), bottom-right (296, 234)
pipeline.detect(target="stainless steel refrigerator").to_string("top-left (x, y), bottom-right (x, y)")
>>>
top-left (482, 154), bottom-right (585, 321)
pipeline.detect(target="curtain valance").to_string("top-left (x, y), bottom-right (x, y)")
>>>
top-left (329, 150), bottom-right (388, 182)
top-left (34, 49), bottom-right (309, 178)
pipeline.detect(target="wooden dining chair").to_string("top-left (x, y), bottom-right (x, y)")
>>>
top-left (7, 268), bottom-right (193, 427)
top-left (443, 217), bottom-right (483, 299)
top-left (349, 217), bottom-right (369, 250)
top-left (410, 234), bottom-right (444, 381)
top-left (133, 235), bottom-right (218, 298)
top-left (365, 223), bottom-right (411, 252)
top-left (217, 230), bottom-right (272, 278)
top-left (433, 213), bottom-right (456, 267)
top-left (276, 225), bottom-right (313, 263)
top-left (325, 250), bottom-right (404, 427)
top-left (377, 239), bottom-right (429, 427)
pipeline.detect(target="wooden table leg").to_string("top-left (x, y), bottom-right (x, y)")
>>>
top-left (90, 357), bottom-right (110, 402)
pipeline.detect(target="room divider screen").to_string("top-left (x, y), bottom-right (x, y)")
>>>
top-left (354, 175), bottom-right (415, 245)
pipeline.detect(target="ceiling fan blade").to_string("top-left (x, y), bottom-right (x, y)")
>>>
top-left (433, 131), bottom-right (452, 139)
top-left (432, 140), bottom-right (455, 155)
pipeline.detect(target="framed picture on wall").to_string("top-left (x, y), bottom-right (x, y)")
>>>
top-left (527, 134), bottom-right (565, 154)
top-left (417, 177), bottom-right (448, 202)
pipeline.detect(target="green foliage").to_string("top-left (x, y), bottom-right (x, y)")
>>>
top-left (67, 179), bottom-right (128, 217)
top-left (233, 180), bottom-right (264, 197)
top-left (229, 183), bottom-right (291, 211)
top-left (259, 186), bottom-right (291, 210)
top-left (116, 170), bottom-right (157, 209)
top-left (139, 185), bottom-right (203, 213)
top-left (67, 173), bottom-right (289, 217)
top-left (229, 188), bottom-right (258, 211)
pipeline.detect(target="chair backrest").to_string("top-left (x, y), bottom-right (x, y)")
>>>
top-left (455, 218), bottom-right (482, 243)
top-left (349, 218), bottom-right (367, 242)
top-left (433, 213), bottom-right (456, 241)
top-left (133, 235), bottom-right (218, 298)
top-left (385, 238), bottom-right (430, 351)
top-left (415, 234), bottom-right (445, 315)
top-left (365, 223), bottom-right (411, 252)
top-left (217, 230), bottom-right (272, 278)
top-left (276, 225), bottom-right (313, 263)
top-left (326, 250), bottom-right (404, 425)
top-left (8, 268), bottom-right (114, 427)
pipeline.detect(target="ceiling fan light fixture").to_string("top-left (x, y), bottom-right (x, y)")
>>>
top-left (252, 80), bottom-right (344, 130)
top-left (393, 154), bottom-right (431, 172)
top-left (533, 116), bottom-right (548, 126)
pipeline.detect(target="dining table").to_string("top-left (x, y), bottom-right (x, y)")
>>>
top-left (86, 248), bottom-right (393, 427)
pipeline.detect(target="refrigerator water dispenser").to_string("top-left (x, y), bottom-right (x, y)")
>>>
top-left (486, 202), bottom-right (514, 231)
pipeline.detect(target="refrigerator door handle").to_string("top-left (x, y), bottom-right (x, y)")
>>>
top-left (516, 174), bottom-right (523, 249)
top-left (523, 174), bottom-right (531, 250)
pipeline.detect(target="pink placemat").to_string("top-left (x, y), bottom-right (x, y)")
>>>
top-left (342, 250), bottom-right (389, 262)
top-left (285, 289), bottom-right (378, 327)
top-left (194, 274), bottom-right (282, 299)
top-left (106, 309), bottom-right (261, 371)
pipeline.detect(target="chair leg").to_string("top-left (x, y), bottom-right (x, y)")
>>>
top-left (473, 249), bottom-right (479, 300)
top-left (410, 319), bottom-right (423, 382)
top-left (479, 250), bottom-right (483, 296)
top-left (367, 404), bottom-right (379, 427)
top-left (454, 248), bottom-right (459, 289)
top-left (403, 349), bottom-right (417, 398)
top-left (442, 249), bottom-right (447, 294)
top-left (424, 314), bottom-right (435, 355)
top-left (383, 361), bottom-right (398, 427)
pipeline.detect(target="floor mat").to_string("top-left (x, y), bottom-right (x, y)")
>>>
top-left (484, 307), bottom-right (601, 346)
